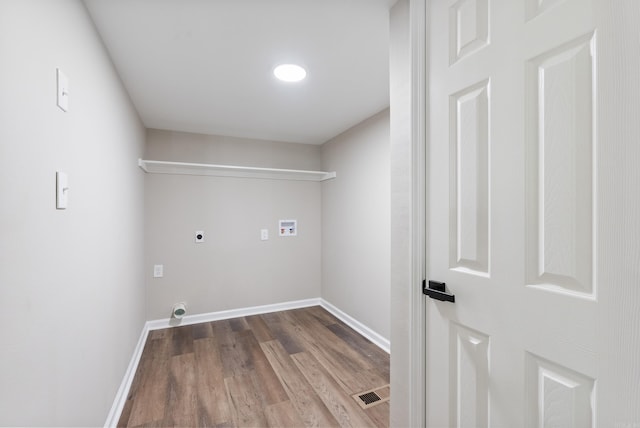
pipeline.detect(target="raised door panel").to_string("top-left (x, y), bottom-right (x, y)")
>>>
top-left (525, 32), bottom-right (597, 299)
top-left (449, 80), bottom-right (491, 276)
top-left (525, 353), bottom-right (595, 428)
top-left (525, 0), bottom-right (567, 21)
top-left (450, 323), bottom-right (490, 428)
top-left (449, 0), bottom-right (489, 64)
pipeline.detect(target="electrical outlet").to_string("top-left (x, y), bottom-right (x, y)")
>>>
top-left (195, 231), bottom-right (205, 243)
top-left (261, 229), bottom-right (269, 241)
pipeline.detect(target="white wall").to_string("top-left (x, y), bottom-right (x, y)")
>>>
top-left (144, 130), bottom-right (322, 320)
top-left (0, 0), bottom-right (146, 426)
top-left (321, 109), bottom-right (390, 340)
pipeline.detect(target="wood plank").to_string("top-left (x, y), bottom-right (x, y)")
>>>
top-left (219, 329), bottom-right (255, 378)
top-left (130, 419), bottom-right (165, 427)
top-left (260, 312), bottom-right (305, 354)
top-left (287, 309), bottom-right (374, 372)
top-left (191, 321), bottom-right (214, 339)
top-left (278, 310), bottom-right (381, 394)
top-left (229, 317), bottom-right (250, 332)
top-left (292, 351), bottom-right (376, 427)
top-left (116, 396), bottom-right (134, 428)
top-left (363, 401), bottom-right (390, 428)
top-left (195, 401), bottom-right (214, 428)
top-left (213, 422), bottom-right (234, 428)
top-left (305, 305), bottom-right (342, 326)
top-left (212, 319), bottom-right (235, 346)
top-left (264, 401), bottom-right (306, 428)
top-left (148, 328), bottom-right (172, 341)
top-left (126, 337), bottom-right (172, 426)
top-left (163, 353), bottom-right (198, 427)
top-left (245, 314), bottom-right (275, 343)
top-left (224, 372), bottom-right (268, 427)
top-left (327, 323), bottom-right (390, 380)
top-left (193, 337), bottom-right (232, 426)
top-left (241, 329), bottom-right (289, 405)
top-left (171, 325), bottom-right (194, 356)
top-left (345, 368), bottom-right (390, 398)
top-left (260, 340), bottom-right (338, 427)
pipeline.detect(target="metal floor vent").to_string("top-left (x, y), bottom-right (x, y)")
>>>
top-left (352, 385), bottom-right (390, 409)
top-left (359, 392), bottom-right (381, 405)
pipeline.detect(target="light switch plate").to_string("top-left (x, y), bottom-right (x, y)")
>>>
top-left (261, 229), bottom-right (269, 241)
top-left (56, 171), bottom-right (68, 209)
top-left (56, 68), bottom-right (69, 112)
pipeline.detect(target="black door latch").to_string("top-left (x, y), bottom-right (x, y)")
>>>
top-left (422, 280), bottom-right (455, 303)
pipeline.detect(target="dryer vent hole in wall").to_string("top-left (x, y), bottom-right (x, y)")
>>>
top-left (172, 303), bottom-right (187, 319)
top-left (352, 384), bottom-right (390, 409)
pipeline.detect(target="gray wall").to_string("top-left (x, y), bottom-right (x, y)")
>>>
top-left (0, 0), bottom-right (146, 426)
top-left (145, 129), bottom-right (322, 170)
top-left (144, 130), bottom-right (322, 320)
top-left (321, 109), bottom-right (391, 340)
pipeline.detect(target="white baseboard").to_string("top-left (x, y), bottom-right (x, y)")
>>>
top-left (104, 297), bottom-right (388, 426)
top-left (145, 297), bottom-right (322, 331)
top-left (103, 325), bottom-right (150, 428)
top-left (319, 299), bottom-right (390, 354)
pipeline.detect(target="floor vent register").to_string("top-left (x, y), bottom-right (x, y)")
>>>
top-left (352, 384), bottom-right (390, 409)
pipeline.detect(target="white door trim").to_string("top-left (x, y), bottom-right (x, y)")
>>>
top-left (409, 0), bottom-right (427, 426)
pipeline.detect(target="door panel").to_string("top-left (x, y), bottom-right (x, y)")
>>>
top-left (450, 323), bottom-right (490, 428)
top-left (449, 0), bottom-right (489, 64)
top-left (524, 353), bottom-right (596, 428)
top-left (427, 0), bottom-right (599, 426)
top-left (525, 32), bottom-right (597, 298)
top-left (449, 79), bottom-right (490, 276)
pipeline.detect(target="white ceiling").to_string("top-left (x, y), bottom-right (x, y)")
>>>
top-left (83, 0), bottom-right (393, 145)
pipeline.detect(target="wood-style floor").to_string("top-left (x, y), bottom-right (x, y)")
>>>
top-left (117, 306), bottom-right (390, 427)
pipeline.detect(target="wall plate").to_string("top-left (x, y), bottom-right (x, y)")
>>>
top-left (56, 68), bottom-right (69, 112)
top-left (279, 220), bottom-right (297, 236)
top-left (56, 171), bottom-right (68, 209)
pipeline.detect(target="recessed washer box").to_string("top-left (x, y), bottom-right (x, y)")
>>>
top-left (279, 220), bottom-right (297, 237)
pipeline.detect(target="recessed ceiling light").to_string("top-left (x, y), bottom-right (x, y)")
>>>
top-left (273, 64), bottom-right (307, 82)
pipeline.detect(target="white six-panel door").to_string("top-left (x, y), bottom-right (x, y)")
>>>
top-left (425, 0), bottom-right (612, 426)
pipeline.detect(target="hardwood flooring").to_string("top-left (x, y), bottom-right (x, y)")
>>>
top-left (118, 306), bottom-right (390, 427)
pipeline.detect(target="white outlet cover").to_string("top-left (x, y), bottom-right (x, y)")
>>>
top-left (153, 264), bottom-right (163, 278)
top-left (261, 229), bottom-right (269, 240)
top-left (195, 231), bottom-right (205, 243)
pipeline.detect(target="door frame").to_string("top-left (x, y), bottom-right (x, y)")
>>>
top-left (389, 0), bottom-right (428, 425)
top-left (409, 0), bottom-right (427, 426)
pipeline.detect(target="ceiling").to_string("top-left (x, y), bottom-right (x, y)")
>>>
top-left (83, 0), bottom-right (394, 145)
